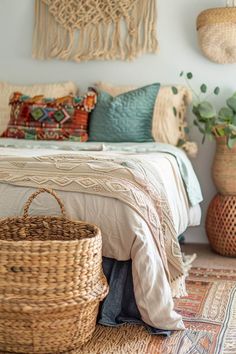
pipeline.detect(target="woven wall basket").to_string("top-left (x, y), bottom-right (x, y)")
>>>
top-left (197, 0), bottom-right (236, 63)
top-left (0, 188), bottom-right (109, 353)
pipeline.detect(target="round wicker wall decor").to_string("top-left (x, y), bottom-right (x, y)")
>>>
top-left (197, 1), bottom-right (236, 64)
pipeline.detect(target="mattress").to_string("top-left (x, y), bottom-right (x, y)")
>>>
top-left (0, 139), bottom-right (202, 331)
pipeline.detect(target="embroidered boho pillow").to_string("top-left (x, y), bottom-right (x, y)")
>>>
top-left (2, 90), bottom-right (97, 141)
top-left (0, 81), bottom-right (77, 135)
top-left (89, 83), bottom-right (160, 143)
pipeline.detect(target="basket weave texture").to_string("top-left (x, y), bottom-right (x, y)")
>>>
top-left (197, 7), bottom-right (236, 64)
top-left (0, 188), bottom-right (109, 353)
top-left (206, 194), bottom-right (236, 257)
top-left (212, 136), bottom-right (236, 195)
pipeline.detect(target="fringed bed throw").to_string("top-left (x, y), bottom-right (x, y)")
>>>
top-left (32, 0), bottom-right (158, 62)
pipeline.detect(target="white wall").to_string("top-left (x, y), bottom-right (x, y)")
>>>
top-left (0, 0), bottom-right (235, 243)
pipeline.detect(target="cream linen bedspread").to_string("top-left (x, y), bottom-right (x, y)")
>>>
top-left (0, 147), bottom-right (201, 331)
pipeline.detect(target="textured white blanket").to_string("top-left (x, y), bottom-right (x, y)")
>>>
top-left (0, 147), bottom-right (201, 330)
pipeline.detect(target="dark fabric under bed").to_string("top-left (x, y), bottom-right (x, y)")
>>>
top-left (97, 257), bottom-right (172, 336)
top-left (98, 235), bottom-right (185, 334)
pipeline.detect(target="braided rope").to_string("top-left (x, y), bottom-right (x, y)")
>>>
top-left (23, 188), bottom-right (66, 219)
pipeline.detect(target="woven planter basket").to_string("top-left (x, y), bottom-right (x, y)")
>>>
top-left (212, 136), bottom-right (236, 195)
top-left (206, 194), bottom-right (236, 257)
top-left (0, 188), bottom-right (109, 353)
top-left (197, 1), bottom-right (236, 64)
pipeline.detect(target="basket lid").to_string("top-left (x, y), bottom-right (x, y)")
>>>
top-left (197, 7), bottom-right (236, 30)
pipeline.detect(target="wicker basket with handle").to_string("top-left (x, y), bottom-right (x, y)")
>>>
top-left (0, 188), bottom-right (109, 353)
top-left (197, 0), bottom-right (236, 63)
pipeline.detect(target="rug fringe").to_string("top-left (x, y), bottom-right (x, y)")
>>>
top-left (170, 253), bottom-right (197, 298)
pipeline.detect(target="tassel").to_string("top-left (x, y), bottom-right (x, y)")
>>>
top-left (73, 28), bottom-right (85, 62)
top-left (32, 0), bottom-right (47, 59)
top-left (59, 30), bottom-right (75, 60)
top-left (149, 0), bottom-right (159, 53)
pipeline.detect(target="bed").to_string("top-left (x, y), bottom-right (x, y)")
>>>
top-left (0, 138), bottom-right (202, 333)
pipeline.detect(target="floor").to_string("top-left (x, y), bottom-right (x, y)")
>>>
top-left (77, 244), bottom-right (236, 353)
top-left (182, 243), bottom-right (236, 269)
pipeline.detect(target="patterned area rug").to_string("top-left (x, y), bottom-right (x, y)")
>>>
top-left (70, 267), bottom-right (236, 354)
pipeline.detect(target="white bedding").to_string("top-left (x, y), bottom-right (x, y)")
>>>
top-left (0, 147), bottom-right (201, 236)
top-left (0, 142), bottom-right (202, 331)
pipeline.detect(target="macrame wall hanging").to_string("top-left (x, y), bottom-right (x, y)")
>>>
top-left (32, 0), bottom-right (158, 62)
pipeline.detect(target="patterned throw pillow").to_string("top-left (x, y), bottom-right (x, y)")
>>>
top-left (0, 81), bottom-right (77, 135)
top-left (2, 89), bottom-right (97, 141)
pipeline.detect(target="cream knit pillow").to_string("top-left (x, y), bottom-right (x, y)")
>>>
top-left (95, 82), bottom-right (197, 156)
top-left (0, 81), bottom-right (77, 135)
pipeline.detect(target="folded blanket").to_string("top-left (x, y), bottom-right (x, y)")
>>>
top-left (0, 139), bottom-right (203, 207)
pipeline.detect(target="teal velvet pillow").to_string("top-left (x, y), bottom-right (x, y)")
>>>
top-left (89, 83), bottom-right (160, 142)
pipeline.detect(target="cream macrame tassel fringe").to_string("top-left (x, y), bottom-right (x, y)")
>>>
top-left (32, 0), bottom-right (158, 62)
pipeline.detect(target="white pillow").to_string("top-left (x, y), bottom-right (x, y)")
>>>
top-left (0, 81), bottom-right (77, 135)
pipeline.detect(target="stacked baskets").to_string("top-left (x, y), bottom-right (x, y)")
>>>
top-left (0, 188), bottom-right (108, 353)
top-left (197, 0), bottom-right (236, 64)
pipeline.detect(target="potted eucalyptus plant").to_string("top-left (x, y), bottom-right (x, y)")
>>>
top-left (173, 72), bottom-right (236, 195)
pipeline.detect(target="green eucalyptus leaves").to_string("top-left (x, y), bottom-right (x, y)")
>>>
top-left (172, 72), bottom-right (236, 148)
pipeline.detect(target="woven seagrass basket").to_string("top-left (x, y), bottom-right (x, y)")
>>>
top-left (212, 136), bottom-right (236, 195)
top-left (206, 194), bottom-right (236, 257)
top-left (0, 188), bottom-right (109, 353)
top-left (197, 0), bottom-right (236, 63)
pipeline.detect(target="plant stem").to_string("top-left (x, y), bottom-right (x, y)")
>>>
top-left (184, 77), bottom-right (200, 102)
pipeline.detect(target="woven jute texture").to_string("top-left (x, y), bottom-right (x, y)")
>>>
top-left (206, 194), bottom-right (236, 257)
top-left (60, 267), bottom-right (236, 353)
top-left (212, 136), bottom-right (236, 195)
top-left (33, 0), bottom-right (158, 62)
top-left (0, 188), bottom-right (109, 353)
top-left (197, 3), bottom-right (236, 64)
